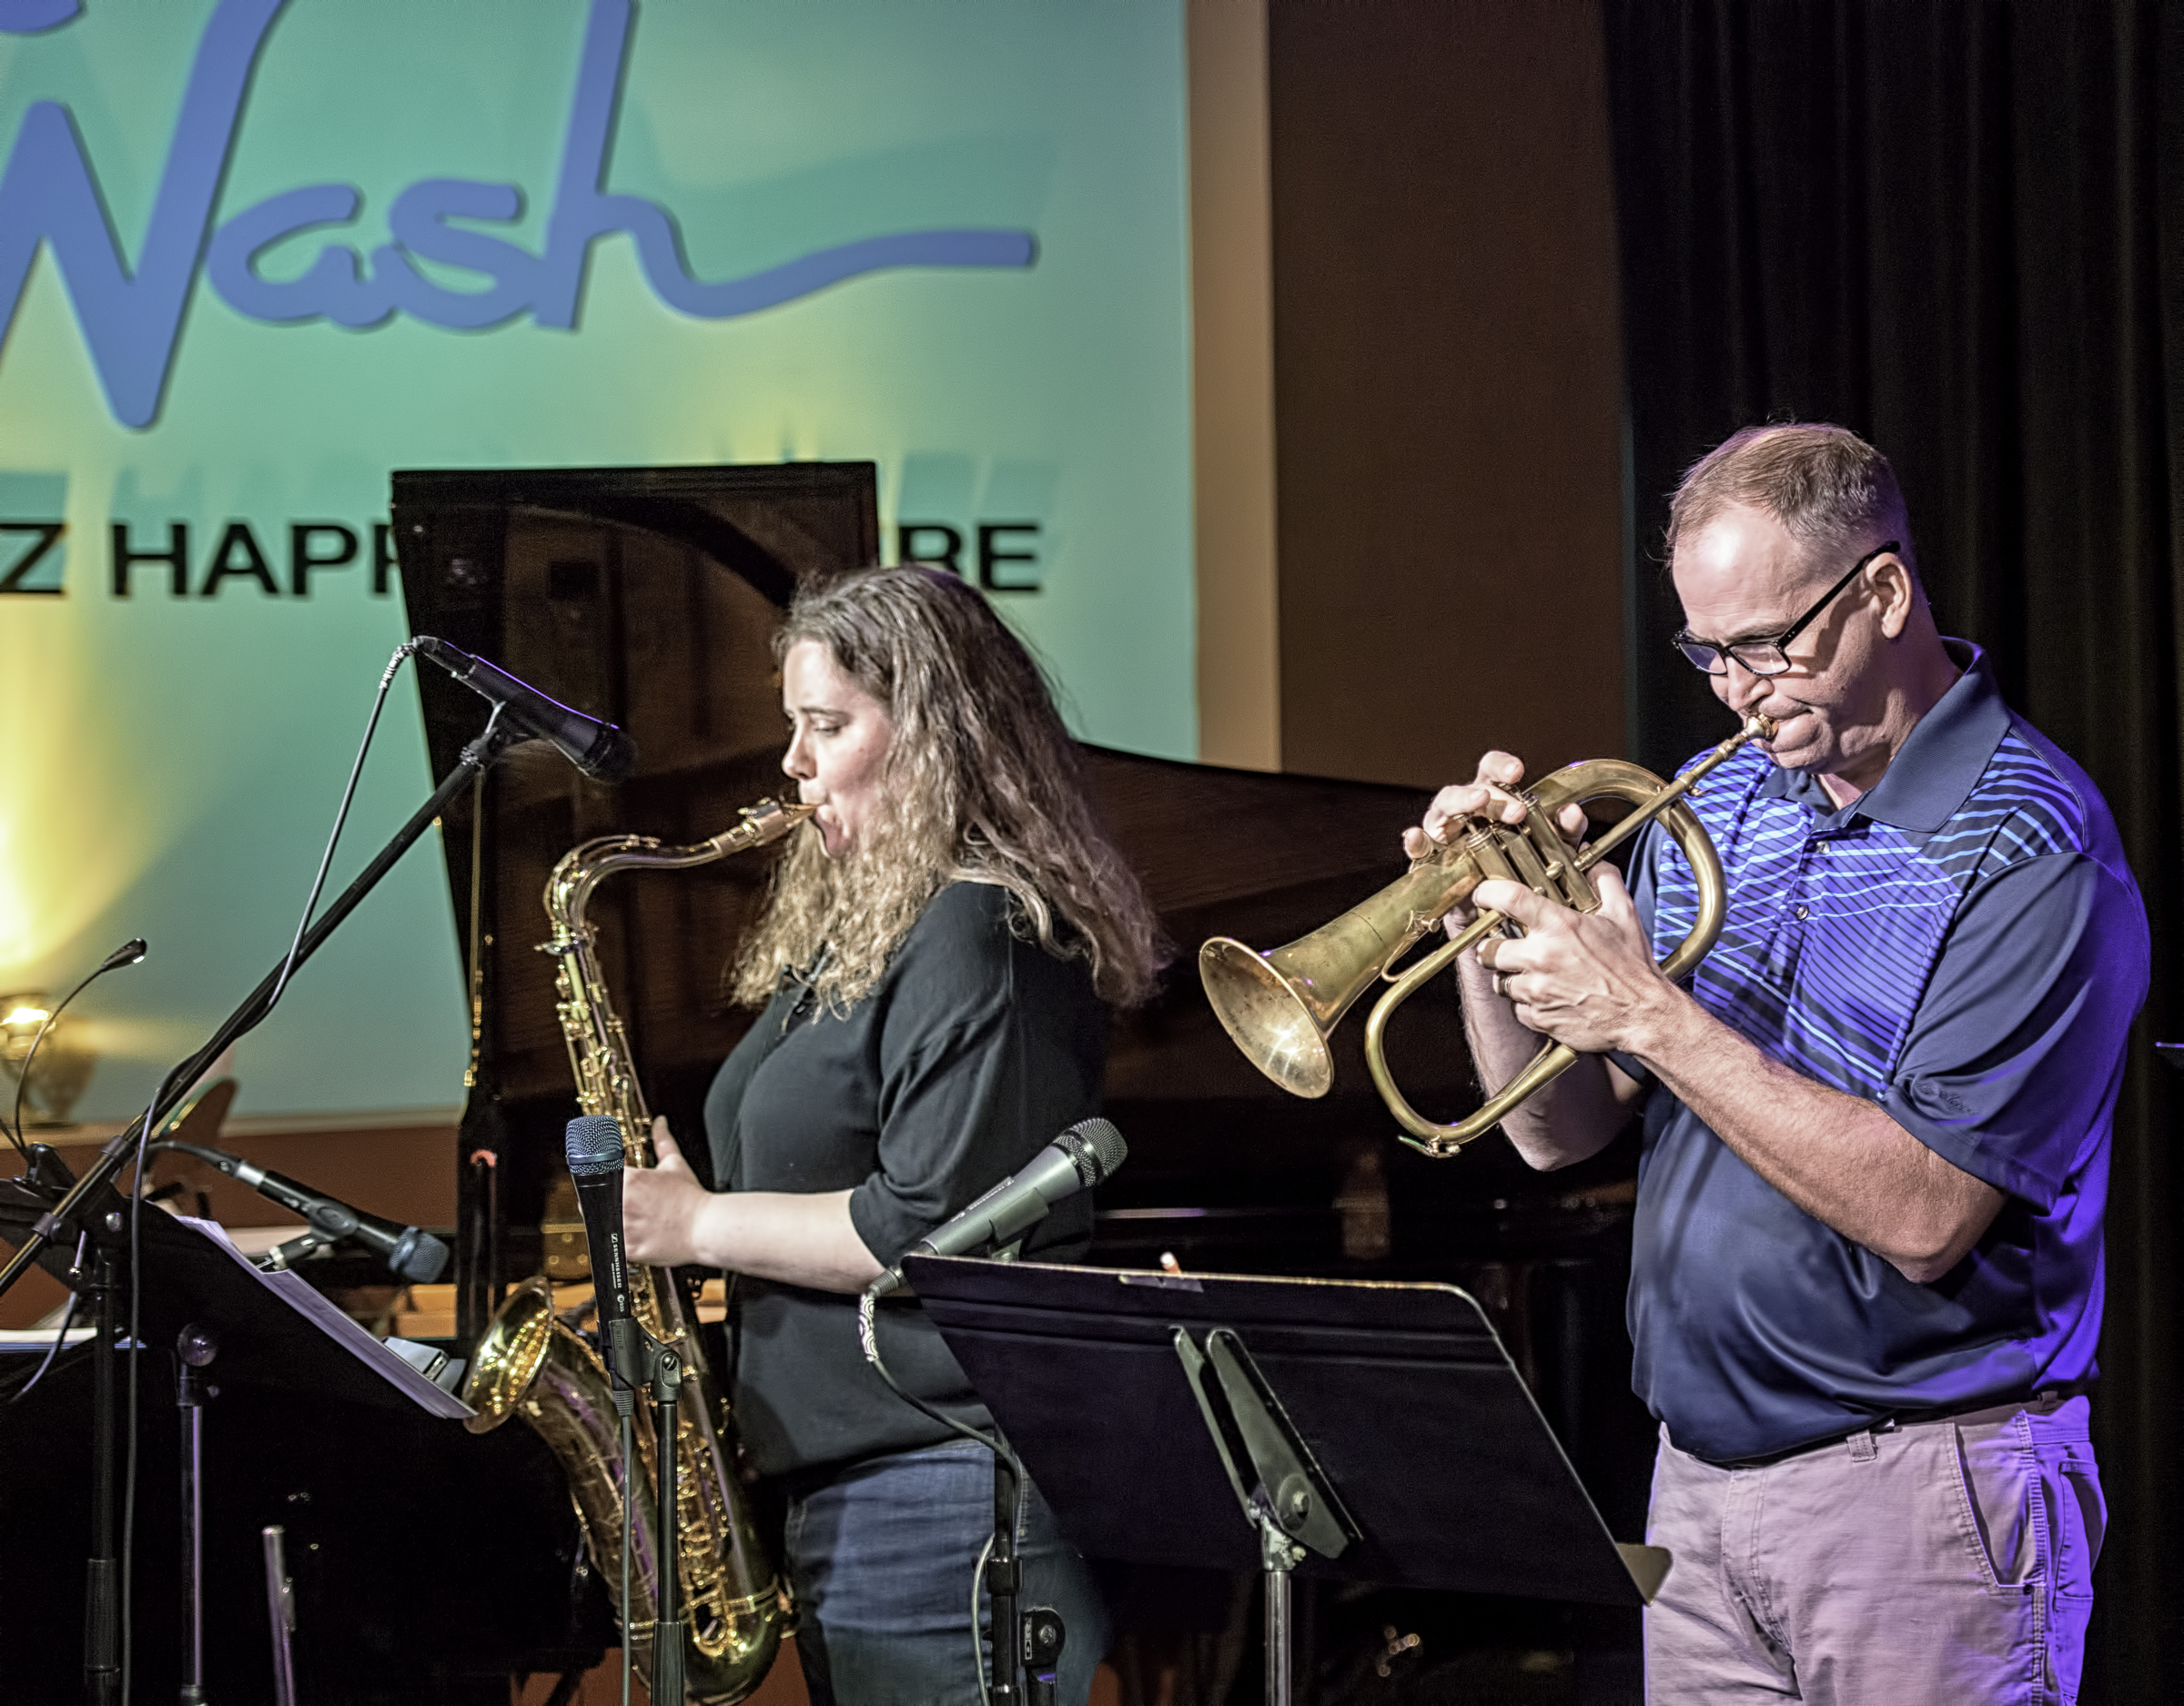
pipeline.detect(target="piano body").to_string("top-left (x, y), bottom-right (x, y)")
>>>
top-left (0, 464), bottom-right (1654, 1702)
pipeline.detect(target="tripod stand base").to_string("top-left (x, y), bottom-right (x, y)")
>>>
top-left (83, 1554), bottom-right (118, 1704)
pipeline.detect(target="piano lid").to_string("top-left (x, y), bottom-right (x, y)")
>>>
top-left (393, 462), bottom-right (880, 1130)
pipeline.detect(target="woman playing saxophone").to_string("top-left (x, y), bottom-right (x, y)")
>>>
top-left (622, 566), bottom-right (1163, 1706)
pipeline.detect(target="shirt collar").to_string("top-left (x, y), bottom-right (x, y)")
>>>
top-left (1758, 640), bottom-right (2009, 832)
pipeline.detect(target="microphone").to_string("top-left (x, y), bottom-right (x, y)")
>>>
top-left (157, 1141), bottom-right (449, 1284)
top-left (565, 1114), bottom-right (642, 1412)
top-left (867, 1117), bottom-right (1127, 1298)
top-left (411, 636), bottom-right (637, 782)
top-left (9, 937), bottom-right (147, 1143)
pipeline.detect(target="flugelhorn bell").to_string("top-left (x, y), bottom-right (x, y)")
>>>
top-left (1200, 715), bottom-right (1774, 1155)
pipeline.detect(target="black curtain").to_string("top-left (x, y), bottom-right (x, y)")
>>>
top-left (1601, 4), bottom-right (2184, 1698)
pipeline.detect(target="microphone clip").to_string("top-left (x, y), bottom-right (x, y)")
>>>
top-left (602, 1317), bottom-right (686, 1416)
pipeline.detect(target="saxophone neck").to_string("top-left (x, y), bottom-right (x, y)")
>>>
top-left (707, 797), bottom-right (818, 854)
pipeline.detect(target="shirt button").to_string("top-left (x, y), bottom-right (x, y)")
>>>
top-left (1795, 903), bottom-right (1811, 920)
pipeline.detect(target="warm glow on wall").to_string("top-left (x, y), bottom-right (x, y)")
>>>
top-left (0, 0), bottom-right (1192, 1119)
top-left (0, 617), bottom-right (163, 993)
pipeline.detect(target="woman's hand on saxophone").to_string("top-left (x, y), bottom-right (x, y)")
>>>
top-left (622, 1117), bottom-right (888, 1292)
top-left (622, 1117), bottom-right (710, 1267)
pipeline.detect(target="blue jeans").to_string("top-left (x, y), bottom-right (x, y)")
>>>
top-left (782, 1438), bottom-right (1111, 1706)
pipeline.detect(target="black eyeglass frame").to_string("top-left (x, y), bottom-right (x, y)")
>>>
top-left (1670, 540), bottom-right (1902, 677)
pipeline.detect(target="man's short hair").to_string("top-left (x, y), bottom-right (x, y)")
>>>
top-left (1666, 423), bottom-right (1917, 582)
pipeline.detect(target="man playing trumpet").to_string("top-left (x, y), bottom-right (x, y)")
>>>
top-left (1413, 424), bottom-right (2145, 1702)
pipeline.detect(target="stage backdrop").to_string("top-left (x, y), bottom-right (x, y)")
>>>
top-left (0, 0), bottom-right (1193, 1121)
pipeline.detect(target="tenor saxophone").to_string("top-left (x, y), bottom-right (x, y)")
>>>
top-left (462, 798), bottom-right (814, 1703)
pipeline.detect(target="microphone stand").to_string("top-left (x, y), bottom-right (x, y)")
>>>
top-left (0, 710), bottom-right (522, 1706)
top-left (176, 1324), bottom-right (218, 1706)
top-left (0, 710), bottom-right (523, 1308)
top-left (642, 1331), bottom-right (687, 1705)
top-left (988, 1449), bottom-right (1023, 1706)
top-left (82, 1243), bottom-right (119, 1706)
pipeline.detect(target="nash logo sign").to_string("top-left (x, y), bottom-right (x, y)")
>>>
top-left (0, 0), bottom-right (1036, 429)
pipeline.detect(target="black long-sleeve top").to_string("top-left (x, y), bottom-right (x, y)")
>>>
top-left (704, 880), bottom-right (1107, 1480)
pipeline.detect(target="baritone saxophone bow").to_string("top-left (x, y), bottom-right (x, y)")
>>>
top-left (462, 797), bottom-right (814, 1704)
top-left (1200, 716), bottom-right (1774, 1156)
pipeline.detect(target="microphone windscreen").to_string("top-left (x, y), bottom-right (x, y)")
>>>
top-left (1059, 1117), bottom-right (1127, 1187)
top-left (99, 938), bottom-right (148, 974)
top-left (564, 1115), bottom-right (626, 1177)
top-left (581, 725), bottom-right (639, 783)
top-left (391, 1227), bottom-right (451, 1285)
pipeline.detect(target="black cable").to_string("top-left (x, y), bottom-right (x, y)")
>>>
top-left (858, 1291), bottom-right (1029, 1704)
top-left (0, 1284), bottom-right (81, 1406)
top-left (264, 643), bottom-right (416, 1021)
top-left (856, 1292), bottom-right (1024, 1479)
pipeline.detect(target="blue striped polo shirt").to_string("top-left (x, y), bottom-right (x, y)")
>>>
top-left (1622, 641), bottom-right (2149, 1463)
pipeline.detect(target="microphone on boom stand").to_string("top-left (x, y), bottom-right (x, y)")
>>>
top-left (412, 638), bottom-right (637, 782)
top-left (150, 1141), bottom-right (449, 1284)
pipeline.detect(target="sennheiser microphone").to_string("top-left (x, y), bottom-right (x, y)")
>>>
top-left (866, 1117), bottom-right (1127, 1298)
top-left (565, 1114), bottom-right (642, 1412)
top-left (411, 636), bottom-right (637, 782)
top-left (156, 1141), bottom-right (450, 1283)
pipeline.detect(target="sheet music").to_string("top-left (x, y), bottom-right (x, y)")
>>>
top-left (174, 1216), bottom-right (472, 1420)
top-left (0, 1326), bottom-right (96, 1350)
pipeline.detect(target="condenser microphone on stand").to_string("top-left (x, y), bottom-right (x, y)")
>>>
top-left (6, 937), bottom-right (147, 1148)
top-left (151, 1141), bottom-right (449, 1284)
top-left (411, 637), bottom-right (637, 782)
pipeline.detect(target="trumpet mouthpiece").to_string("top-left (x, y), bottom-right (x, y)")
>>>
top-left (1744, 713), bottom-right (1778, 742)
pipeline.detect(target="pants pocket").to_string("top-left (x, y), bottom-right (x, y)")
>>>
top-left (2045, 1441), bottom-right (2106, 1595)
top-left (1949, 1424), bottom-right (2042, 1590)
top-left (2045, 1442), bottom-right (2104, 1703)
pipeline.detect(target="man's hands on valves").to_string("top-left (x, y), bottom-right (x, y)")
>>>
top-left (1401, 750), bottom-right (1673, 1062)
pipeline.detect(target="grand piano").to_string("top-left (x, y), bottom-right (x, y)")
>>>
top-left (0, 462), bottom-right (1655, 1703)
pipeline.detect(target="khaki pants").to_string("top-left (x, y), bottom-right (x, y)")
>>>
top-left (1644, 1396), bottom-right (2104, 1704)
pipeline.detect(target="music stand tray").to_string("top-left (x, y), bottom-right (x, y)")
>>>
top-left (905, 1256), bottom-right (1666, 1609)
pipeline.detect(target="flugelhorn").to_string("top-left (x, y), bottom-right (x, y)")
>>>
top-left (1199, 716), bottom-right (1774, 1156)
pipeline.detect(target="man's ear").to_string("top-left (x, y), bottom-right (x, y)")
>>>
top-left (1874, 552), bottom-right (1918, 638)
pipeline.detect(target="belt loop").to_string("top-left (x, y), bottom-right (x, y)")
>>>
top-left (1845, 1429), bottom-right (1878, 1463)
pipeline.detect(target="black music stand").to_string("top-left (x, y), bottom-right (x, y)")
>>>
top-left (0, 1197), bottom-right (470, 1702)
top-left (905, 1257), bottom-right (1669, 1706)
top-left (135, 1214), bottom-right (474, 1418)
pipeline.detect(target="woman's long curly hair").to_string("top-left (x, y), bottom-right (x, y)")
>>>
top-left (732, 567), bottom-right (1167, 1013)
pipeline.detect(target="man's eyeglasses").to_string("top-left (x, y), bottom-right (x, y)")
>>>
top-left (1671, 540), bottom-right (1901, 677)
